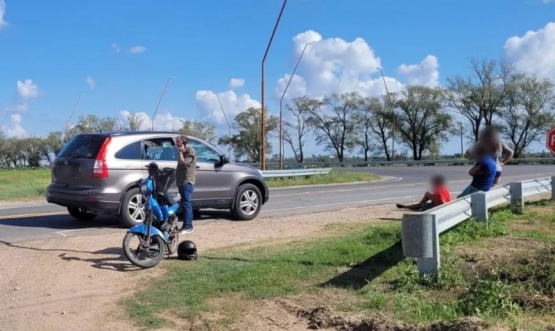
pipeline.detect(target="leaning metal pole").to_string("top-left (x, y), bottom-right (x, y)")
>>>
top-left (261, 0), bottom-right (287, 170)
top-left (279, 42), bottom-right (311, 170)
top-left (216, 94), bottom-right (232, 159)
top-left (377, 68), bottom-right (396, 160)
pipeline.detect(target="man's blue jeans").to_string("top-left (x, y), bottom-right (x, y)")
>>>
top-left (178, 183), bottom-right (194, 230)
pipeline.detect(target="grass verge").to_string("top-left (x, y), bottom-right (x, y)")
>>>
top-left (0, 168), bottom-right (50, 201)
top-left (265, 170), bottom-right (380, 188)
top-left (0, 168), bottom-right (380, 201)
top-left (125, 200), bottom-right (555, 330)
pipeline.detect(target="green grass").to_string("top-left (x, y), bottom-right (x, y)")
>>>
top-left (126, 201), bottom-right (555, 330)
top-left (0, 168), bottom-right (380, 201)
top-left (265, 170), bottom-right (381, 188)
top-left (0, 168), bottom-right (50, 201)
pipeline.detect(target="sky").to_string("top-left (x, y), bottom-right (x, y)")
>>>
top-left (1, 0), bottom-right (555, 157)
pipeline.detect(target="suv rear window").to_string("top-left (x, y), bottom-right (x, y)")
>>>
top-left (58, 135), bottom-right (107, 159)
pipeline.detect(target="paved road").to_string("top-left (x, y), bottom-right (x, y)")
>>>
top-left (1, 165), bottom-right (554, 243)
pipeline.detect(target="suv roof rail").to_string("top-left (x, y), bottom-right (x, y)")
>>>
top-left (107, 130), bottom-right (179, 136)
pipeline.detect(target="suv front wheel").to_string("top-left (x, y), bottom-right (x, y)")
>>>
top-left (119, 188), bottom-right (146, 227)
top-left (231, 184), bottom-right (262, 221)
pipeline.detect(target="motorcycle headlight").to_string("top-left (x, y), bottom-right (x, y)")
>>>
top-left (139, 180), bottom-right (149, 195)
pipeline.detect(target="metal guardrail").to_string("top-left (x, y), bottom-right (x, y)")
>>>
top-left (247, 157), bottom-right (555, 169)
top-left (401, 176), bottom-right (555, 276)
top-left (260, 168), bottom-right (332, 178)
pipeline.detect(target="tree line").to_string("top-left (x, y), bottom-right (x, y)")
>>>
top-left (1, 59), bottom-right (554, 167)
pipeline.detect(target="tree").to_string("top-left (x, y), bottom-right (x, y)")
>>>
top-left (125, 112), bottom-right (144, 131)
top-left (394, 86), bottom-right (453, 160)
top-left (41, 131), bottom-right (63, 165)
top-left (447, 59), bottom-right (512, 142)
top-left (305, 92), bottom-right (359, 162)
top-left (217, 108), bottom-right (278, 163)
top-left (67, 115), bottom-right (122, 141)
top-left (283, 96), bottom-right (314, 163)
top-left (22, 137), bottom-right (43, 167)
top-left (178, 120), bottom-right (217, 144)
top-left (357, 96), bottom-right (395, 161)
top-left (500, 75), bottom-right (555, 158)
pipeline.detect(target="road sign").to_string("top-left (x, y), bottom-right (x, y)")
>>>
top-left (547, 128), bottom-right (555, 154)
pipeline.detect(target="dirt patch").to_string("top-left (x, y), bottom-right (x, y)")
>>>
top-left (0, 204), bottom-right (401, 331)
top-left (232, 300), bottom-right (502, 331)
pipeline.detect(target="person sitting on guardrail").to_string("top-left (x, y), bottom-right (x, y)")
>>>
top-left (458, 144), bottom-right (497, 198)
top-left (467, 126), bottom-right (514, 187)
top-left (396, 174), bottom-right (451, 211)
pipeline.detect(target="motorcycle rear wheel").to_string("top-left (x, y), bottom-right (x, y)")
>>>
top-left (123, 232), bottom-right (165, 268)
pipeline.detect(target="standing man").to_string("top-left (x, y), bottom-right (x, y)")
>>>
top-left (176, 135), bottom-right (196, 234)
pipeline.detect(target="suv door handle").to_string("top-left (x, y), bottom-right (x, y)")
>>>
top-left (196, 166), bottom-right (200, 169)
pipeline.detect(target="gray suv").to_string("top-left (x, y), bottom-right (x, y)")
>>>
top-left (46, 131), bottom-right (270, 227)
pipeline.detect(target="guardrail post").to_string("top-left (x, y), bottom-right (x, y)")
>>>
top-left (552, 176), bottom-right (555, 202)
top-left (510, 182), bottom-right (524, 214)
top-left (471, 192), bottom-right (488, 222)
top-left (401, 213), bottom-right (440, 276)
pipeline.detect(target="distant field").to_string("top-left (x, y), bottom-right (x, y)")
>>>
top-left (0, 168), bottom-right (50, 201)
top-left (0, 168), bottom-right (380, 201)
top-left (265, 170), bottom-right (380, 188)
top-left (127, 201), bottom-right (555, 330)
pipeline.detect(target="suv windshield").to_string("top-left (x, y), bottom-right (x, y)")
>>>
top-left (58, 134), bottom-right (106, 159)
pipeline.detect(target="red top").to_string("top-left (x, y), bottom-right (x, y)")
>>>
top-left (430, 186), bottom-right (451, 206)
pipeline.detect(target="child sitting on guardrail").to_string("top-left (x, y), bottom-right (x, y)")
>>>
top-left (396, 174), bottom-right (451, 211)
top-left (458, 144), bottom-right (497, 198)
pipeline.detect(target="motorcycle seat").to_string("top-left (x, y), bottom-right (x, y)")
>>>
top-left (157, 190), bottom-right (179, 205)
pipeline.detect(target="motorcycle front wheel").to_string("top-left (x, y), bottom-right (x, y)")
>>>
top-left (167, 231), bottom-right (180, 255)
top-left (122, 232), bottom-right (165, 268)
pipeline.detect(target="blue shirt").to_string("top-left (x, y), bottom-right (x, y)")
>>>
top-left (471, 156), bottom-right (497, 191)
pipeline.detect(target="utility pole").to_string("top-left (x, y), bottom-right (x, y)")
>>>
top-left (152, 76), bottom-right (174, 131)
top-left (460, 121), bottom-right (464, 156)
top-left (279, 42), bottom-right (311, 170)
top-left (63, 94), bottom-right (84, 143)
top-left (0, 111), bottom-right (9, 133)
top-left (261, 0), bottom-right (287, 170)
top-left (377, 68), bottom-right (396, 160)
top-left (216, 94), bottom-right (232, 160)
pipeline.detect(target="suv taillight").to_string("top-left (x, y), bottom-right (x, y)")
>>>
top-left (93, 137), bottom-right (111, 178)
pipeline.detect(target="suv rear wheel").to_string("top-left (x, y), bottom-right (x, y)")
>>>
top-left (67, 207), bottom-right (97, 221)
top-left (231, 184), bottom-right (262, 221)
top-left (119, 188), bottom-right (146, 227)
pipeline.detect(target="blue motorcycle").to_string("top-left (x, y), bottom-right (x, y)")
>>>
top-left (122, 162), bottom-right (181, 268)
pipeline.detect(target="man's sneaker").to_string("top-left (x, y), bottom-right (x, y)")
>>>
top-left (180, 228), bottom-right (193, 234)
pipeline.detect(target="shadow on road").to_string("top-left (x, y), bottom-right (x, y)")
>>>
top-left (58, 247), bottom-right (138, 272)
top-left (1, 210), bottom-right (234, 231)
top-left (322, 240), bottom-right (404, 290)
top-left (0, 214), bottom-right (121, 230)
top-left (0, 241), bottom-right (138, 272)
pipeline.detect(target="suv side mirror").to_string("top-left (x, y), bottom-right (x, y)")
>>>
top-left (220, 155), bottom-right (230, 164)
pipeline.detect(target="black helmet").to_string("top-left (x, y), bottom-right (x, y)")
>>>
top-left (177, 240), bottom-right (197, 260)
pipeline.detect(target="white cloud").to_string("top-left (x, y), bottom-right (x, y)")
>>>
top-left (17, 79), bottom-right (39, 99)
top-left (274, 30), bottom-right (438, 100)
top-left (543, 0), bottom-right (555, 4)
top-left (229, 78), bottom-right (245, 89)
top-left (119, 110), bottom-right (186, 131)
top-left (6, 113), bottom-right (26, 138)
top-left (86, 76), bottom-right (96, 89)
top-left (397, 55), bottom-right (440, 87)
top-left (111, 43), bottom-right (121, 53)
top-left (0, 0), bottom-right (7, 30)
top-left (195, 89), bottom-right (260, 125)
top-left (130, 46), bottom-right (147, 54)
top-left (504, 22), bottom-right (555, 80)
